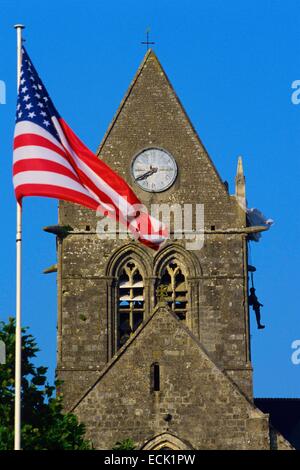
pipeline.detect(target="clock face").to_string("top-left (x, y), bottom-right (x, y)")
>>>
top-left (131, 148), bottom-right (177, 192)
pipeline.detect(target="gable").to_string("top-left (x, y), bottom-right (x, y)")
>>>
top-left (96, 50), bottom-right (238, 227)
top-left (72, 305), bottom-right (270, 449)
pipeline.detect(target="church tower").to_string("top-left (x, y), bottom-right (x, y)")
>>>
top-left (55, 50), bottom-right (291, 449)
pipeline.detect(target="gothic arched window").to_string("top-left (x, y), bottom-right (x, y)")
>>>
top-left (117, 260), bottom-right (144, 348)
top-left (158, 259), bottom-right (188, 320)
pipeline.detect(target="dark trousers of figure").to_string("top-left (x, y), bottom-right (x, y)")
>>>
top-left (254, 307), bottom-right (262, 327)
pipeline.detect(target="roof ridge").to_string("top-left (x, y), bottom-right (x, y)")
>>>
top-left (68, 302), bottom-right (166, 412)
top-left (96, 49), bottom-right (152, 156)
top-left (70, 304), bottom-right (263, 415)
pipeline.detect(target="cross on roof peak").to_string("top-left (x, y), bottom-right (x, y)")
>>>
top-left (141, 28), bottom-right (155, 50)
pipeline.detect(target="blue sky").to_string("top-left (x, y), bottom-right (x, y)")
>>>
top-left (0, 0), bottom-right (299, 397)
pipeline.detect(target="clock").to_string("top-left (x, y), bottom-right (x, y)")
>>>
top-left (131, 148), bottom-right (177, 192)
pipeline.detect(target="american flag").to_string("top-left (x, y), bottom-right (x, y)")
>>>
top-left (13, 48), bottom-right (167, 249)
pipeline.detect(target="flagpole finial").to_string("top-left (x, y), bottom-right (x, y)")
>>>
top-left (14, 24), bottom-right (25, 29)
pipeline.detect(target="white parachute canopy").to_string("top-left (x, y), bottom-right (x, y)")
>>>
top-left (246, 208), bottom-right (274, 242)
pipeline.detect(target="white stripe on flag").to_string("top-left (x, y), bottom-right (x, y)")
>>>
top-left (140, 234), bottom-right (165, 243)
top-left (13, 171), bottom-right (100, 201)
top-left (13, 146), bottom-right (78, 176)
top-left (14, 121), bottom-right (65, 152)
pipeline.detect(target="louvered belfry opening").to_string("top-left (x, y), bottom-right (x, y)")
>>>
top-left (159, 259), bottom-right (188, 320)
top-left (118, 260), bottom-right (144, 348)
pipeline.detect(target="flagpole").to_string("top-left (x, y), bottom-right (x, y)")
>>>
top-left (14, 23), bottom-right (24, 451)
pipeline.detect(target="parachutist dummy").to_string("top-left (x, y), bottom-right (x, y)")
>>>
top-left (248, 287), bottom-right (265, 329)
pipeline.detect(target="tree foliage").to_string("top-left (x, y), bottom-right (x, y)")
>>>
top-left (112, 438), bottom-right (136, 450)
top-left (0, 317), bottom-right (92, 450)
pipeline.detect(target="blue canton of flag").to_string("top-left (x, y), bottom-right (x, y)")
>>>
top-left (16, 48), bottom-right (59, 139)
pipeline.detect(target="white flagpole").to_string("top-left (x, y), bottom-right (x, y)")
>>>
top-left (14, 23), bottom-right (24, 451)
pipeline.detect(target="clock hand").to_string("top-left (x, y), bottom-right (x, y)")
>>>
top-left (135, 167), bottom-right (158, 181)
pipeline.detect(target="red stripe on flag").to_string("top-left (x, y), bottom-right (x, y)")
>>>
top-left (14, 134), bottom-right (68, 161)
top-left (14, 184), bottom-right (100, 211)
top-left (13, 159), bottom-right (80, 183)
top-left (14, 184), bottom-right (162, 249)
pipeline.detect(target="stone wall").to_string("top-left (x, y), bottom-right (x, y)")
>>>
top-left (73, 307), bottom-right (268, 450)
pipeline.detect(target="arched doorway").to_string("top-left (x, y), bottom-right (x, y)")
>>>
top-left (141, 433), bottom-right (192, 450)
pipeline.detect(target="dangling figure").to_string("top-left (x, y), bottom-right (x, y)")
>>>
top-left (248, 287), bottom-right (265, 329)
